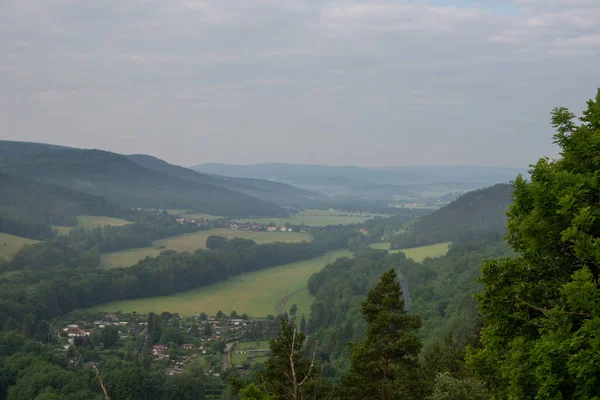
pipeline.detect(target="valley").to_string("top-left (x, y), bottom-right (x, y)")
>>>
top-left (93, 250), bottom-right (352, 316)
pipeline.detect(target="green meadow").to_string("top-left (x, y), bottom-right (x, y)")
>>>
top-left (92, 250), bottom-right (352, 317)
top-left (369, 241), bottom-right (452, 262)
top-left (99, 228), bottom-right (313, 269)
top-left (0, 233), bottom-right (39, 261)
top-left (76, 215), bottom-right (132, 230)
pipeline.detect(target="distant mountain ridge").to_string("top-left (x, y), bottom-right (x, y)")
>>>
top-left (192, 162), bottom-right (524, 184)
top-left (128, 154), bottom-right (325, 207)
top-left (0, 141), bottom-right (288, 218)
top-left (191, 162), bottom-right (524, 200)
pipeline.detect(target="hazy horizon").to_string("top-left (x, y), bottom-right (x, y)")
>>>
top-left (2, 0), bottom-right (598, 168)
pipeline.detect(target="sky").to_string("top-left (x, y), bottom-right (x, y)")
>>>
top-left (0, 0), bottom-right (598, 168)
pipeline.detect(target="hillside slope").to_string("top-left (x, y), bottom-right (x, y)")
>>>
top-left (128, 154), bottom-right (324, 207)
top-left (391, 183), bottom-right (513, 248)
top-left (0, 142), bottom-right (286, 217)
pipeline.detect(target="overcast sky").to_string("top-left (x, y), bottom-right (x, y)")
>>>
top-left (1, 0), bottom-right (598, 168)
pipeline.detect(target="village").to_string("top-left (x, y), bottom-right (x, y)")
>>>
top-left (54, 311), bottom-right (279, 378)
top-left (175, 216), bottom-right (308, 233)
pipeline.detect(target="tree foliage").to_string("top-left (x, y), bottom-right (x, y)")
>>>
top-left (340, 269), bottom-right (425, 400)
top-left (468, 89), bottom-right (600, 398)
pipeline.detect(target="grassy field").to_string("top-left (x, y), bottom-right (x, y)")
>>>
top-left (92, 249), bottom-right (352, 316)
top-left (76, 215), bottom-right (132, 230)
top-left (0, 233), bottom-right (39, 261)
top-left (369, 242), bottom-right (391, 251)
top-left (369, 242), bottom-right (452, 262)
top-left (239, 209), bottom-right (390, 227)
top-left (402, 242), bottom-right (451, 262)
top-left (287, 288), bottom-right (315, 319)
top-left (100, 228), bottom-right (313, 269)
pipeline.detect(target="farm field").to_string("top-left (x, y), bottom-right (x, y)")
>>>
top-left (166, 209), bottom-right (226, 220)
top-left (369, 241), bottom-right (452, 262)
top-left (0, 233), bottom-right (39, 261)
top-left (99, 228), bottom-right (313, 269)
top-left (76, 215), bottom-right (132, 230)
top-left (92, 249), bottom-right (352, 316)
top-left (239, 209), bottom-right (390, 227)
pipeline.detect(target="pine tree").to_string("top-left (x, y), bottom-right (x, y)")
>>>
top-left (341, 268), bottom-right (425, 400)
top-left (299, 315), bottom-right (306, 332)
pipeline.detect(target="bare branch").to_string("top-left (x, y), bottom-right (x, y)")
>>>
top-left (298, 337), bottom-right (319, 388)
top-left (290, 328), bottom-right (298, 400)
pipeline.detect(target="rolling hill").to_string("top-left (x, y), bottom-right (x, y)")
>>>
top-left (0, 141), bottom-right (286, 218)
top-left (390, 183), bottom-right (513, 248)
top-left (0, 172), bottom-right (129, 239)
top-left (191, 163), bottom-right (523, 200)
top-left (127, 154), bottom-right (325, 207)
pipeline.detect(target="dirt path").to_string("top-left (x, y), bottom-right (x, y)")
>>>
top-left (221, 341), bottom-right (237, 370)
top-left (276, 287), bottom-right (305, 316)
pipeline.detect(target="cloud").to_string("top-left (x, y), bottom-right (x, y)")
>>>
top-left (0, 0), bottom-right (598, 167)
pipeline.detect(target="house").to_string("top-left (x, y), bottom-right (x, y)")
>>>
top-left (180, 344), bottom-right (195, 350)
top-left (152, 344), bottom-right (166, 357)
top-left (280, 227), bottom-right (287, 232)
top-left (164, 368), bottom-right (183, 376)
top-left (266, 226), bottom-right (277, 232)
top-left (360, 228), bottom-right (369, 235)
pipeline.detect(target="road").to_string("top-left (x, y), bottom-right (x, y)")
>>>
top-left (276, 287), bottom-right (305, 317)
top-left (221, 341), bottom-right (236, 370)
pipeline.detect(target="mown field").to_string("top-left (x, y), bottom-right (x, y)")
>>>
top-left (369, 241), bottom-right (452, 262)
top-left (166, 209), bottom-right (226, 220)
top-left (99, 228), bottom-right (313, 269)
top-left (239, 209), bottom-right (389, 227)
top-left (0, 233), bottom-right (39, 261)
top-left (76, 215), bottom-right (132, 230)
top-left (53, 215), bottom-right (133, 236)
top-left (92, 249), bottom-right (352, 317)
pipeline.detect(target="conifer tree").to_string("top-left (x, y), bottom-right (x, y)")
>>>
top-left (341, 268), bottom-right (425, 400)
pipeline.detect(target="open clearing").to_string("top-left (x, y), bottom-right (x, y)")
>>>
top-left (100, 228), bottom-right (313, 269)
top-left (369, 241), bottom-right (452, 262)
top-left (92, 249), bottom-right (352, 317)
top-left (239, 209), bottom-right (389, 227)
top-left (76, 215), bottom-right (132, 230)
top-left (0, 233), bottom-right (39, 261)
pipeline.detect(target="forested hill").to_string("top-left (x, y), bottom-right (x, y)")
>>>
top-left (0, 172), bottom-right (129, 239)
top-left (128, 154), bottom-right (325, 207)
top-left (391, 183), bottom-right (513, 248)
top-left (0, 141), bottom-right (287, 217)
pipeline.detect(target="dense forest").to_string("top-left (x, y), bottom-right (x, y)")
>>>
top-left (390, 183), bottom-right (512, 248)
top-left (0, 172), bottom-right (129, 239)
